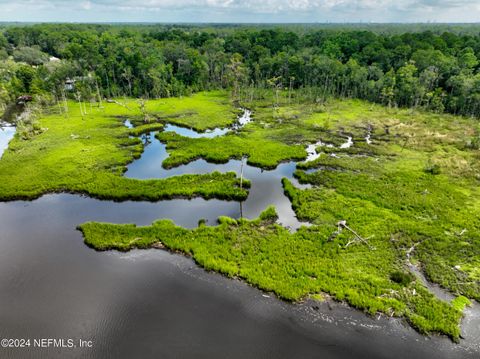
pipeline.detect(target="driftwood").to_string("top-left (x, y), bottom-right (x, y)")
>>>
top-left (330, 220), bottom-right (375, 250)
top-left (151, 242), bottom-right (165, 249)
top-left (406, 241), bottom-right (423, 260)
top-left (107, 99), bottom-right (131, 110)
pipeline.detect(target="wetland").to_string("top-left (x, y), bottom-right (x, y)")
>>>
top-left (1, 90), bottom-right (480, 358)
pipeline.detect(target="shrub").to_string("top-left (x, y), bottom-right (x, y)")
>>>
top-left (424, 163), bottom-right (441, 175)
top-left (390, 271), bottom-right (415, 286)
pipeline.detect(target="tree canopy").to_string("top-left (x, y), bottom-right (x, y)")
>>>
top-left (1, 23), bottom-right (480, 117)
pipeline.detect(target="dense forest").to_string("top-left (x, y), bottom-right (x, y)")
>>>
top-left (0, 23), bottom-right (480, 117)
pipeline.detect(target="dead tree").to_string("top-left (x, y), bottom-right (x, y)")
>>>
top-left (239, 156), bottom-right (246, 189)
top-left (137, 99), bottom-right (150, 124)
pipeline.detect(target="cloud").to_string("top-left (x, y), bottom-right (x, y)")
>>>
top-left (0, 0), bottom-right (477, 22)
top-left (415, 0), bottom-right (475, 7)
top-left (81, 1), bottom-right (92, 10)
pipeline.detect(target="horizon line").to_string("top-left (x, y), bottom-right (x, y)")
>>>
top-left (0, 21), bottom-right (479, 25)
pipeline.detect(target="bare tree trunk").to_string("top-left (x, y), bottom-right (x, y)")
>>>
top-left (239, 157), bottom-right (245, 189)
top-left (61, 89), bottom-right (69, 116)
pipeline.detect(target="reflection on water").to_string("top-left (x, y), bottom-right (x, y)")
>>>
top-left (164, 124), bottom-right (229, 138)
top-left (126, 140), bottom-right (307, 228)
top-left (163, 109), bottom-right (252, 138)
top-left (125, 109), bottom-right (307, 229)
top-left (340, 136), bottom-right (353, 149)
top-left (0, 122), bottom-right (16, 158)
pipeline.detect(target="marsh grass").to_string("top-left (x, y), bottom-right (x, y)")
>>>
top-left (157, 131), bottom-right (307, 169)
top-left (79, 206), bottom-right (466, 340)
top-left (0, 92), bottom-right (249, 201)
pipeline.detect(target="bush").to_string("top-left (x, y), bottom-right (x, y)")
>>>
top-left (13, 46), bottom-right (49, 66)
top-left (424, 163), bottom-right (441, 175)
top-left (259, 206), bottom-right (279, 222)
top-left (390, 271), bottom-right (415, 286)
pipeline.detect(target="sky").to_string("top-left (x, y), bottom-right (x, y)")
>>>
top-left (0, 0), bottom-right (478, 23)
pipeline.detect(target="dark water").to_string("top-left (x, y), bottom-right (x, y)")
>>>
top-left (0, 195), bottom-right (479, 359)
top-left (0, 115), bottom-right (479, 358)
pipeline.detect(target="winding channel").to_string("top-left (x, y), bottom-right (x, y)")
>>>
top-left (0, 113), bottom-right (479, 358)
top-left (125, 109), bottom-right (310, 230)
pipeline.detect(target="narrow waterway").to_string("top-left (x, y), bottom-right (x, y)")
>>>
top-left (0, 111), bottom-right (479, 359)
top-left (125, 110), bottom-right (308, 229)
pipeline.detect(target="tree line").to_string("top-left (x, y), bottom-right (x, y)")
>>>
top-left (0, 23), bottom-right (479, 117)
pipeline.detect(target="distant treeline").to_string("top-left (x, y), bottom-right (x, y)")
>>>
top-left (0, 23), bottom-right (479, 116)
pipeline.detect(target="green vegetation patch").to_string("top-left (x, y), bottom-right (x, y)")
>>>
top-left (75, 91), bottom-right (238, 131)
top-left (156, 94), bottom-right (334, 169)
top-left (158, 131), bottom-right (306, 169)
top-left (140, 91), bottom-right (239, 131)
top-left (79, 207), bottom-right (466, 340)
top-left (0, 96), bottom-right (248, 201)
top-left (288, 99), bottom-right (480, 305)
